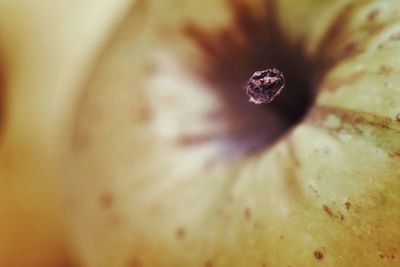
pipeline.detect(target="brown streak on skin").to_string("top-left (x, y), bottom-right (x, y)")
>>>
top-left (319, 71), bottom-right (366, 91)
top-left (204, 260), bottom-right (214, 267)
top-left (323, 204), bottom-right (334, 217)
top-left (316, 0), bottom-right (371, 66)
top-left (307, 106), bottom-right (399, 133)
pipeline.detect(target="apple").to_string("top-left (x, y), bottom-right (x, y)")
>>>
top-left (1, 0), bottom-right (400, 266)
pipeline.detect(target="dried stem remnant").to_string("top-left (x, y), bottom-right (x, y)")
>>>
top-left (245, 68), bottom-right (285, 104)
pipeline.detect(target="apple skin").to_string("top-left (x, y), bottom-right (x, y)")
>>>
top-left (2, 0), bottom-right (400, 267)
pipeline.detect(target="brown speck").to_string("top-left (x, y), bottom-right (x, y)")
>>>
top-left (322, 205), bottom-right (334, 217)
top-left (127, 258), bottom-right (142, 267)
top-left (99, 192), bottom-right (114, 210)
top-left (314, 250), bottom-right (324, 260)
top-left (176, 227), bottom-right (186, 239)
top-left (261, 263), bottom-right (267, 267)
top-left (378, 252), bottom-right (385, 259)
top-left (367, 8), bottom-right (380, 20)
top-left (244, 207), bottom-right (252, 220)
top-left (342, 40), bottom-right (359, 57)
top-left (280, 235), bottom-right (284, 240)
top-left (338, 212), bottom-right (345, 220)
top-left (204, 260), bottom-right (213, 267)
top-left (345, 201), bottom-right (352, 210)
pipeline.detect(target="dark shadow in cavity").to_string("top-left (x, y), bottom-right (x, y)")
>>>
top-left (183, 0), bottom-right (314, 154)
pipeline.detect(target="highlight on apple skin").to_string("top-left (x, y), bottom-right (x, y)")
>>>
top-left (1, 0), bottom-right (400, 267)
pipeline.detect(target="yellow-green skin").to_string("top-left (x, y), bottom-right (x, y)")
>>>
top-left (1, 0), bottom-right (400, 266)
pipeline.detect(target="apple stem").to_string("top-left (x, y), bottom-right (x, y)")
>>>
top-left (245, 68), bottom-right (285, 105)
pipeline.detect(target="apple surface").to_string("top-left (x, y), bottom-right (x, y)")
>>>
top-left (1, 0), bottom-right (400, 266)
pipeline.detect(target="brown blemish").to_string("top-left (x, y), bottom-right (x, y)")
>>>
top-left (341, 40), bottom-right (360, 58)
top-left (320, 71), bottom-right (366, 91)
top-left (176, 227), bottom-right (186, 240)
top-left (345, 201), bottom-right (352, 210)
top-left (244, 207), bottom-right (252, 220)
top-left (99, 192), bottom-right (114, 210)
top-left (322, 205), bottom-right (334, 217)
top-left (396, 113), bottom-right (400, 122)
top-left (204, 260), bottom-right (213, 267)
top-left (389, 148), bottom-right (400, 157)
top-left (367, 8), bottom-right (380, 21)
top-left (314, 250), bottom-right (324, 260)
top-left (127, 258), bottom-right (142, 267)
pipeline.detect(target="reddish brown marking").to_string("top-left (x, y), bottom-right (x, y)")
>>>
top-left (244, 207), bottom-right (252, 220)
top-left (314, 250), bottom-right (324, 260)
top-left (176, 227), bottom-right (186, 239)
top-left (316, 0), bottom-right (368, 65)
top-left (389, 149), bottom-right (400, 158)
top-left (99, 192), bottom-right (114, 210)
top-left (396, 113), bottom-right (400, 122)
top-left (345, 201), bottom-right (352, 210)
top-left (307, 106), bottom-right (396, 132)
top-left (341, 40), bottom-right (360, 58)
top-left (204, 260), bottom-right (214, 267)
top-left (323, 205), bottom-right (334, 217)
top-left (320, 71), bottom-right (366, 91)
